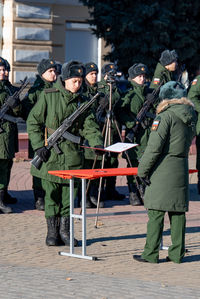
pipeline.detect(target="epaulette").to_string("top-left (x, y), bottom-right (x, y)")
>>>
top-left (44, 88), bottom-right (59, 93)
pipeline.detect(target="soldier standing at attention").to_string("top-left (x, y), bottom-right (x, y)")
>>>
top-left (150, 49), bottom-right (178, 89)
top-left (117, 63), bottom-right (154, 206)
top-left (133, 81), bottom-right (196, 263)
top-left (2, 58), bottom-right (19, 205)
top-left (0, 57), bottom-right (21, 213)
top-left (188, 74), bottom-right (200, 193)
top-left (27, 61), bottom-right (103, 246)
top-left (22, 59), bottom-right (57, 211)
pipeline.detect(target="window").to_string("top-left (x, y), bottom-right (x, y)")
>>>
top-left (65, 22), bottom-right (100, 65)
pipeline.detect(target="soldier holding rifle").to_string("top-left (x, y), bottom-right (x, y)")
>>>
top-left (27, 61), bottom-right (103, 247)
top-left (117, 63), bottom-right (158, 206)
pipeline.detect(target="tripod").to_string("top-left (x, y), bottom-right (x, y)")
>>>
top-left (94, 78), bottom-right (133, 227)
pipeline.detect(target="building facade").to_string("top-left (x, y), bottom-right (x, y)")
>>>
top-left (1, 0), bottom-right (108, 84)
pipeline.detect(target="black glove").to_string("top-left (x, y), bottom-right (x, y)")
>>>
top-left (94, 145), bottom-right (105, 156)
top-left (36, 146), bottom-right (50, 162)
top-left (135, 176), bottom-right (150, 203)
top-left (6, 96), bottom-right (20, 109)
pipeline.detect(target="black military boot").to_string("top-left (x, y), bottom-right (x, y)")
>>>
top-left (89, 185), bottom-right (104, 208)
top-left (34, 189), bottom-right (45, 211)
top-left (59, 216), bottom-right (78, 247)
top-left (105, 187), bottom-right (125, 201)
top-left (46, 216), bottom-right (60, 246)
top-left (0, 190), bottom-right (12, 214)
top-left (128, 183), bottom-right (143, 206)
top-left (3, 189), bottom-right (17, 204)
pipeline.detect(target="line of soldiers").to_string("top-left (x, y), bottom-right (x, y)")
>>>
top-left (0, 48), bottom-right (199, 249)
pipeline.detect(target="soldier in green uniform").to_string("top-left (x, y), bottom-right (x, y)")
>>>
top-left (188, 76), bottom-right (200, 193)
top-left (3, 58), bottom-right (19, 205)
top-left (117, 63), bottom-right (155, 206)
top-left (0, 57), bottom-right (21, 213)
top-left (133, 81), bottom-right (196, 263)
top-left (150, 49), bottom-right (178, 89)
top-left (27, 61), bottom-right (103, 246)
top-left (22, 59), bottom-right (57, 210)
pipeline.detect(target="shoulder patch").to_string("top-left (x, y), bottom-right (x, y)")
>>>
top-left (153, 78), bottom-right (160, 85)
top-left (192, 79), bottom-right (198, 85)
top-left (44, 88), bottom-right (59, 94)
top-left (151, 119), bottom-right (160, 131)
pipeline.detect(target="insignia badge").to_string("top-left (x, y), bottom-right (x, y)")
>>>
top-left (78, 68), bottom-right (81, 73)
top-left (141, 67), bottom-right (145, 71)
top-left (153, 78), bottom-right (160, 85)
top-left (110, 65), bottom-right (114, 69)
top-left (151, 120), bottom-right (160, 131)
top-left (192, 79), bottom-right (197, 85)
top-left (91, 64), bottom-right (94, 68)
top-left (50, 61), bottom-right (54, 64)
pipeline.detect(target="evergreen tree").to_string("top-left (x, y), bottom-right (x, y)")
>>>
top-left (80, 0), bottom-right (200, 78)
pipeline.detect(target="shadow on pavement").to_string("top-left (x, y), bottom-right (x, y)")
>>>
top-left (189, 184), bottom-right (200, 201)
top-left (7, 190), bottom-right (35, 213)
top-left (86, 226), bottom-right (200, 246)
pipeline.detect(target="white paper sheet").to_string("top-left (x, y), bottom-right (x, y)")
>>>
top-left (104, 142), bottom-right (138, 153)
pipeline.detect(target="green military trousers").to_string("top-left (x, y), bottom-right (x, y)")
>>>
top-left (0, 159), bottom-right (13, 190)
top-left (41, 179), bottom-right (78, 219)
top-left (142, 209), bottom-right (186, 263)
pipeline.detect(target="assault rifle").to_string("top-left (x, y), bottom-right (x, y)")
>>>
top-left (126, 81), bottom-right (163, 143)
top-left (0, 76), bottom-right (29, 131)
top-left (31, 92), bottom-right (101, 170)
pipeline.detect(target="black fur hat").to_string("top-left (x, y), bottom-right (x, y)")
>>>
top-left (4, 59), bottom-right (10, 72)
top-left (128, 63), bottom-right (148, 79)
top-left (159, 50), bottom-right (178, 66)
top-left (101, 63), bottom-right (116, 76)
top-left (85, 62), bottom-right (98, 75)
top-left (37, 59), bottom-right (56, 76)
top-left (61, 61), bottom-right (85, 80)
top-left (159, 81), bottom-right (187, 100)
top-left (0, 57), bottom-right (6, 68)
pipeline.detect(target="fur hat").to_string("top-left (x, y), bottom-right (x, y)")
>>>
top-left (85, 62), bottom-right (98, 75)
top-left (128, 63), bottom-right (148, 79)
top-left (0, 57), bottom-right (6, 68)
top-left (101, 63), bottom-right (116, 77)
top-left (55, 61), bottom-right (62, 75)
top-left (37, 59), bottom-right (56, 76)
top-left (61, 60), bottom-right (85, 80)
top-left (4, 59), bottom-right (10, 72)
top-left (159, 50), bottom-right (178, 66)
top-left (159, 81), bottom-right (187, 100)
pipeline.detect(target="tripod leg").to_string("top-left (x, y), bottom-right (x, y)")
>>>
top-left (94, 116), bottom-right (111, 227)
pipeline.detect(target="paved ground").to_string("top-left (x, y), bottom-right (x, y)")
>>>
top-left (1, 155), bottom-right (200, 298)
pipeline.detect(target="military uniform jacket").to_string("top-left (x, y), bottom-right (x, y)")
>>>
top-left (150, 63), bottom-right (174, 89)
top-left (27, 76), bottom-right (103, 184)
top-left (0, 80), bottom-right (20, 159)
top-left (22, 75), bottom-right (53, 158)
top-left (22, 75), bottom-right (53, 120)
top-left (118, 81), bottom-right (154, 160)
top-left (188, 75), bottom-right (200, 135)
top-left (138, 98), bottom-right (196, 212)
